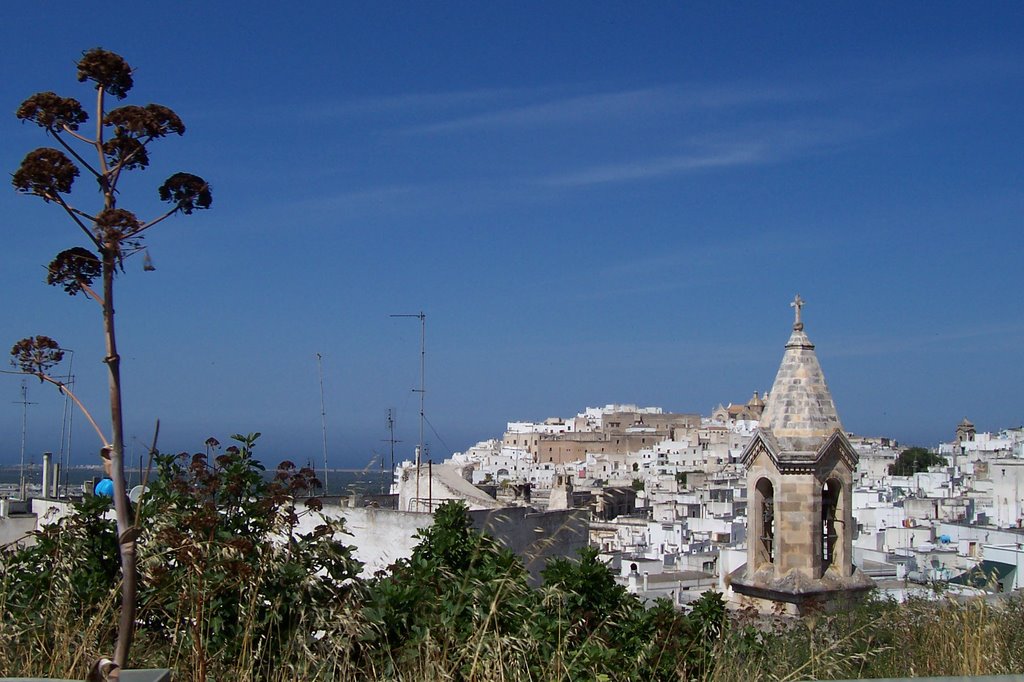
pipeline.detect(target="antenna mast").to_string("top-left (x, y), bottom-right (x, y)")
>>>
top-left (56, 348), bottom-right (76, 498)
top-left (383, 408), bottom-right (402, 494)
top-left (14, 381), bottom-right (37, 500)
top-left (316, 352), bottom-right (329, 495)
top-left (391, 311), bottom-right (425, 510)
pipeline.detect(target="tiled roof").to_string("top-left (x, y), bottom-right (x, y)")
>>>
top-left (758, 320), bottom-right (843, 451)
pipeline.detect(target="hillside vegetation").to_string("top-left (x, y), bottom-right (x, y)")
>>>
top-left (1, 436), bottom-right (1021, 681)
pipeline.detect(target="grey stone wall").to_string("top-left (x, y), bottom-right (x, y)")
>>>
top-left (306, 504), bottom-right (589, 584)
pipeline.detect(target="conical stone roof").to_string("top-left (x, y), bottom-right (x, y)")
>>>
top-left (758, 296), bottom-right (843, 453)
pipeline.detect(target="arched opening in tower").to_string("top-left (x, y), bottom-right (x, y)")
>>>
top-left (821, 478), bottom-right (841, 574)
top-left (755, 477), bottom-right (775, 566)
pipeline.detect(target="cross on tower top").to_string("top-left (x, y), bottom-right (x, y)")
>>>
top-left (790, 294), bottom-right (805, 331)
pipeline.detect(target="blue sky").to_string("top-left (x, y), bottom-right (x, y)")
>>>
top-left (1, 2), bottom-right (1022, 468)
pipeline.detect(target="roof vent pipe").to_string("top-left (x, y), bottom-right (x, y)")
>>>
top-left (52, 462), bottom-right (61, 498)
top-left (41, 452), bottom-right (52, 499)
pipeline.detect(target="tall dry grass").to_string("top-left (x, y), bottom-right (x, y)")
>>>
top-left (3, 582), bottom-right (1023, 681)
top-left (708, 592), bottom-right (1024, 682)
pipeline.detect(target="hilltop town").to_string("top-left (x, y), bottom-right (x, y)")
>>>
top-left (385, 298), bottom-right (1024, 608)
top-left (3, 297), bottom-right (1023, 681)
top-left (5, 299), bottom-right (1023, 616)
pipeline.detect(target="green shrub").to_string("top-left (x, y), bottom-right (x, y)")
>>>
top-left (134, 434), bottom-right (363, 679)
top-left (4, 447), bottom-right (1022, 682)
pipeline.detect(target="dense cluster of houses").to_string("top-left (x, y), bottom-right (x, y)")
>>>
top-left (406, 302), bottom-right (1024, 608)
top-left (5, 299), bottom-right (1023, 612)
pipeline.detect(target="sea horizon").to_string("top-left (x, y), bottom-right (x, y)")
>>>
top-left (0, 464), bottom-right (393, 495)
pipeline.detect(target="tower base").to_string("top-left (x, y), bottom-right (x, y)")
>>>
top-left (729, 564), bottom-right (874, 615)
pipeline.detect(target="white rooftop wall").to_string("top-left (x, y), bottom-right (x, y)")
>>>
top-left (505, 421), bottom-right (571, 435)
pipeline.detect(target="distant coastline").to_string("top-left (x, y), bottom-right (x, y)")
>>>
top-left (0, 465), bottom-right (392, 491)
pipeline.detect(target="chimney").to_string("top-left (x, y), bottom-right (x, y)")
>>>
top-left (41, 452), bottom-right (52, 499)
top-left (51, 462), bottom-right (61, 498)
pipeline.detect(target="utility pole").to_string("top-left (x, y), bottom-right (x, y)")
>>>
top-left (391, 311), bottom-right (425, 510)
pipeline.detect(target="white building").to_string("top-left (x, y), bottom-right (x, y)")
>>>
top-left (469, 446), bottom-right (534, 484)
top-left (990, 458), bottom-right (1024, 528)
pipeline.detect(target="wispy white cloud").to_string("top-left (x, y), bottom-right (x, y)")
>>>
top-left (187, 86), bottom-right (548, 125)
top-left (539, 117), bottom-right (879, 188)
top-left (280, 116), bottom-right (881, 221)
top-left (563, 230), bottom-right (815, 303)
top-left (401, 87), bottom-right (673, 134)
top-left (300, 86), bottom-right (542, 119)
top-left (289, 179), bottom-right (538, 222)
top-left (595, 230), bottom-right (809, 280)
top-left (194, 54), bottom-right (1018, 134)
top-left (542, 145), bottom-right (766, 187)
top-left (291, 183), bottom-right (426, 215)
top-left (399, 83), bottom-right (799, 135)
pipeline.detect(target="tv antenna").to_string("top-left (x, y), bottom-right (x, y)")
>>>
top-left (390, 311), bottom-right (425, 509)
top-left (13, 381), bottom-right (37, 500)
top-left (54, 348), bottom-right (76, 498)
top-left (382, 408), bottom-right (402, 494)
top-left (316, 352), bottom-right (330, 495)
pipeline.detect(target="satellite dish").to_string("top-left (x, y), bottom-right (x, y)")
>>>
top-left (128, 485), bottom-right (148, 503)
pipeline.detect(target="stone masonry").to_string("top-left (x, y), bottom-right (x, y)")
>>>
top-left (730, 296), bottom-right (873, 612)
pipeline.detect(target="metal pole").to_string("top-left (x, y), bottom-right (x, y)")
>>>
top-left (64, 370), bottom-right (75, 496)
top-left (383, 409), bottom-right (401, 495)
top-left (317, 353), bottom-right (329, 495)
top-left (418, 313), bottom-right (425, 509)
top-left (391, 312), bottom-right (426, 508)
top-left (14, 381), bottom-right (36, 500)
top-left (19, 383), bottom-right (27, 500)
top-left (57, 348), bottom-right (76, 499)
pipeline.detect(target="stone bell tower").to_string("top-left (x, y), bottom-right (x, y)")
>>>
top-left (730, 295), bottom-right (873, 612)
